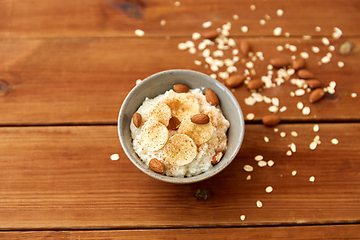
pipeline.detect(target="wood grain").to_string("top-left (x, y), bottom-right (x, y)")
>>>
top-left (1, 225), bottom-right (360, 239)
top-left (0, 124), bottom-right (359, 229)
top-left (0, 0), bottom-right (359, 38)
top-left (0, 37), bottom-right (358, 125)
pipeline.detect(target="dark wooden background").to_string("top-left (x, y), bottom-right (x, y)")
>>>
top-left (0, 0), bottom-right (359, 239)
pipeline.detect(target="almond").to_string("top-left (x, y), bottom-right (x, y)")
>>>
top-left (225, 75), bottom-right (245, 88)
top-left (292, 58), bottom-right (305, 70)
top-left (149, 158), bottom-right (165, 173)
top-left (262, 115), bottom-right (281, 127)
top-left (240, 40), bottom-right (251, 56)
top-left (298, 69), bottom-right (315, 79)
top-left (309, 88), bottom-right (325, 103)
top-left (191, 113), bottom-right (210, 124)
top-left (247, 79), bottom-right (264, 90)
top-left (305, 79), bottom-right (322, 89)
top-left (205, 88), bottom-right (219, 106)
top-left (269, 57), bottom-right (290, 68)
top-left (173, 84), bottom-right (190, 93)
top-left (212, 151), bottom-right (224, 165)
top-left (132, 112), bottom-right (142, 128)
top-left (167, 116), bottom-right (181, 130)
top-left (203, 30), bottom-right (219, 40)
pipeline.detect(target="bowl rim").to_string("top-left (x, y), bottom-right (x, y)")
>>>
top-left (118, 69), bottom-right (245, 184)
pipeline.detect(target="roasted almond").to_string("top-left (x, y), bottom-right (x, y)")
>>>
top-left (212, 151), bottom-right (224, 165)
top-left (191, 113), bottom-right (210, 124)
top-left (149, 158), bottom-right (165, 173)
top-left (225, 75), bottom-right (245, 88)
top-left (203, 30), bottom-right (220, 40)
top-left (297, 69), bottom-right (315, 79)
top-left (305, 79), bottom-right (322, 89)
top-left (292, 58), bottom-right (305, 70)
top-left (309, 88), bottom-right (325, 103)
top-left (132, 112), bottom-right (142, 128)
top-left (168, 116), bottom-right (181, 130)
top-left (262, 115), bottom-right (281, 127)
top-left (269, 57), bottom-right (290, 68)
top-left (173, 84), bottom-right (190, 93)
top-left (247, 79), bottom-right (264, 90)
top-left (205, 88), bottom-right (219, 106)
top-left (240, 40), bottom-right (251, 56)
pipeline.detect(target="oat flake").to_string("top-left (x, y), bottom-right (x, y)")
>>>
top-left (280, 132), bottom-right (286, 138)
top-left (241, 26), bottom-right (249, 33)
top-left (351, 93), bottom-right (357, 98)
top-left (337, 61), bottom-right (344, 68)
top-left (265, 186), bottom-right (273, 193)
top-left (256, 200), bottom-right (263, 208)
top-left (246, 175), bottom-right (251, 180)
top-left (309, 176), bottom-right (315, 182)
top-left (302, 106), bottom-right (310, 115)
top-left (286, 150), bottom-right (292, 156)
top-left (202, 21), bottom-right (212, 28)
top-left (246, 113), bottom-right (255, 120)
top-left (192, 32), bottom-right (201, 40)
top-left (268, 160), bottom-right (274, 167)
top-left (273, 27), bottom-right (282, 36)
top-left (258, 160), bottom-right (267, 167)
top-left (291, 131), bottom-right (298, 137)
top-left (309, 141), bottom-right (317, 150)
top-left (297, 102), bottom-right (304, 110)
top-left (331, 138), bottom-right (339, 145)
top-left (264, 136), bottom-right (269, 142)
top-left (244, 165), bottom-right (254, 172)
top-left (134, 29), bottom-right (145, 37)
top-left (260, 19), bottom-right (266, 25)
top-left (292, 170), bottom-right (297, 176)
top-left (255, 155), bottom-right (263, 161)
top-left (240, 215), bottom-right (246, 221)
top-left (110, 154), bottom-right (120, 161)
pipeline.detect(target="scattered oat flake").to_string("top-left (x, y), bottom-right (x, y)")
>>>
top-left (309, 176), bottom-right (315, 182)
top-left (332, 27), bottom-right (342, 39)
top-left (160, 19), bottom-right (166, 26)
top-left (302, 106), bottom-right (310, 115)
top-left (256, 200), bottom-right (263, 208)
top-left (295, 89), bottom-right (306, 96)
top-left (291, 131), bottom-right (298, 137)
top-left (309, 141), bottom-right (317, 150)
top-left (174, 1), bottom-right (180, 6)
top-left (300, 52), bottom-right (309, 59)
top-left (246, 113), bottom-right (255, 120)
top-left (313, 124), bottom-right (319, 132)
top-left (290, 143), bottom-right (296, 152)
top-left (134, 29), bottom-right (145, 37)
top-left (351, 93), bottom-right (357, 98)
top-left (322, 37), bottom-right (330, 46)
top-left (289, 45), bottom-right (297, 52)
top-left (244, 165), bottom-right (254, 172)
top-left (241, 26), bottom-right (249, 33)
top-left (265, 14), bottom-right (271, 20)
top-left (303, 35), bottom-right (312, 40)
top-left (337, 61), bottom-right (344, 68)
top-left (331, 138), bottom-right (339, 145)
top-left (260, 19), bottom-right (266, 25)
top-left (264, 136), bottom-right (270, 142)
top-left (192, 32), bottom-right (201, 40)
top-left (276, 46), bottom-right (284, 51)
top-left (315, 26), bottom-right (321, 32)
top-left (280, 132), bottom-right (286, 138)
top-left (297, 102), bottom-right (304, 110)
top-left (277, 9), bottom-right (284, 16)
top-left (273, 27), bottom-right (282, 36)
top-left (233, 14), bottom-right (239, 20)
top-left (258, 161), bottom-right (267, 167)
top-left (269, 105), bottom-right (278, 113)
top-left (268, 160), bottom-right (274, 167)
top-left (240, 215), bottom-right (246, 221)
top-left (265, 186), bottom-right (273, 193)
top-left (279, 106), bottom-right (287, 112)
top-left (246, 175), bottom-right (251, 180)
top-left (194, 60), bottom-right (202, 66)
top-left (135, 79), bottom-right (142, 85)
top-left (254, 155), bottom-right (263, 161)
top-left (274, 128), bottom-right (279, 133)
top-left (250, 4), bottom-right (256, 10)
top-left (202, 21), bottom-right (212, 28)
top-left (286, 150), bottom-right (292, 156)
top-left (292, 170), bottom-right (297, 176)
top-left (110, 154), bottom-right (119, 161)
top-left (312, 46), bottom-right (320, 53)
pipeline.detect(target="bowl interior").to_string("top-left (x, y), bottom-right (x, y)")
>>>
top-left (118, 69), bottom-right (245, 184)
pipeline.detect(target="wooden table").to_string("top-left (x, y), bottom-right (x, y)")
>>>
top-left (0, 0), bottom-right (359, 239)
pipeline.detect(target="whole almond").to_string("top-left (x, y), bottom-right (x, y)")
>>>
top-left (149, 158), bottom-right (165, 173)
top-left (298, 69), bottom-right (315, 79)
top-left (225, 75), bottom-right (245, 88)
top-left (247, 79), bottom-right (264, 90)
top-left (191, 113), bottom-right (210, 124)
top-left (292, 58), bottom-right (305, 70)
top-left (203, 30), bottom-right (220, 40)
top-left (132, 112), bottom-right (142, 128)
top-left (309, 88), bottom-right (325, 103)
top-left (168, 116), bottom-right (181, 130)
top-left (262, 115), bottom-right (281, 127)
top-left (212, 151), bottom-right (224, 165)
top-left (173, 84), bottom-right (190, 93)
top-left (205, 88), bottom-right (219, 106)
top-left (305, 79), bottom-right (322, 89)
top-left (269, 57), bottom-right (290, 68)
top-left (240, 40), bottom-right (251, 56)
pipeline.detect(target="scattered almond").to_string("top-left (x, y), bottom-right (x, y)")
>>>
top-left (305, 79), bottom-right (322, 89)
top-left (269, 57), bottom-right (290, 68)
top-left (240, 40), bottom-right (251, 56)
top-left (297, 69), bottom-right (315, 79)
top-left (225, 75), bottom-right (245, 88)
top-left (203, 30), bottom-right (219, 40)
top-left (309, 88), bottom-right (325, 103)
top-left (212, 151), bottom-right (224, 164)
top-left (133, 112), bottom-right (142, 128)
top-left (292, 58), bottom-right (305, 70)
top-left (168, 116), bottom-right (181, 130)
top-left (191, 113), bottom-right (210, 124)
top-left (149, 158), bottom-right (165, 173)
top-left (247, 79), bottom-right (264, 90)
top-left (262, 115), bottom-right (281, 127)
top-left (173, 84), bottom-right (190, 93)
top-left (205, 88), bottom-right (220, 106)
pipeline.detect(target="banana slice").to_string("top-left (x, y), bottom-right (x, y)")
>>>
top-left (141, 120), bottom-right (169, 151)
top-left (164, 134), bottom-right (197, 166)
top-left (148, 102), bottom-right (172, 126)
top-left (162, 92), bottom-right (200, 122)
top-left (178, 115), bottom-right (214, 146)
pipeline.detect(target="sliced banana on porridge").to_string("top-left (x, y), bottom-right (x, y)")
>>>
top-left (178, 114), bottom-right (214, 146)
top-left (162, 92), bottom-right (200, 122)
top-left (164, 134), bottom-right (197, 166)
top-left (148, 102), bottom-right (172, 126)
top-left (141, 120), bottom-right (169, 151)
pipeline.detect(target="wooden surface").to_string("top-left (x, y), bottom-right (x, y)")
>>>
top-left (0, 0), bottom-right (359, 239)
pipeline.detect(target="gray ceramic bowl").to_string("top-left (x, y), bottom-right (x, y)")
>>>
top-left (118, 69), bottom-right (245, 184)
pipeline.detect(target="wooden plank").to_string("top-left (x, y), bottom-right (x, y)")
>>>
top-left (0, 37), bottom-right (359, 125)
top-left (0, 124), bottom-right (359, 229)
top-left (1, 225), bottom-right (360, 239)
top-left (0, 0), bottom-right (360, 38)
